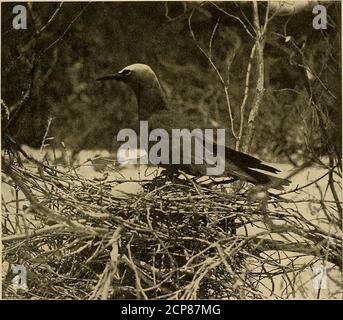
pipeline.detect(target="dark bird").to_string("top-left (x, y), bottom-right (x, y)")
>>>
top-left (96, 63), bottom-right (289, 189)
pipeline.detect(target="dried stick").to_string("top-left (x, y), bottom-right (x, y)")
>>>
top-left (188, 9), bottom-right (238, 140)
top-left (243, 1), bottom-right (268, 153)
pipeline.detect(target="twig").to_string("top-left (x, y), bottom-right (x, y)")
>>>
top-left (43, 2), bottom-right (90, 53)
top-left (210, 2), bottom-right (255, 39)
top-left (236, 43), bottom-right (256, 150)
top-left (188, 9), bottom-right (238, 140)
top-left (242, 1), bottom-right (267, 153)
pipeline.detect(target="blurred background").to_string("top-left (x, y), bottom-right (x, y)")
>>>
top-left (1, 1), bottom-right (341, 163)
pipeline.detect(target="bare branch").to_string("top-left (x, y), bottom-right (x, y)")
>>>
top-left (43, 2), bottom-right (90, 53)
top-left (188, 9), bottom-right (238, 140)
top-left (243, 1), bottom-right (267, 153)
top-left (236, 43), bottom-right (256, 151)
top-left (210, 2), bottom-right (255, 39)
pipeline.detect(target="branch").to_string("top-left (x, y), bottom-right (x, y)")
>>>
top-left (188, 9), bottom-right (238, 140)
top-left (242, 2), bottom-right (267, 153)
top-left (2, 159), bottom-right (108, 236)
top-left (2, 224), bottom-right (65, 243)
top-left (328, 156), bottom-right (343, 219)
top-left (236, 43), bottom-right (256, 150)
top-left (43, 2), bottom-right (90, 53)
top-left (37, 2), bottom-right (64, 36)
top-left (210, 2), bottom-right (255, 39)
top-left (251, 237), bottom-right (342, 269)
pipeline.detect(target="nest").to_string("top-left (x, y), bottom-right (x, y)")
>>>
top-left (2, 147), bottom-right (342, 299)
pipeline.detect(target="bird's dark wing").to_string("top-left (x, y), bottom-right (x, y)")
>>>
top-left (198, 135), bottom-right (290, 188)
top-left (148, 111), bottom-right (290, 188)
top-left (223, 146), bottom-right (280, 174)
top-left (244, 168), bottom-right (290, 189)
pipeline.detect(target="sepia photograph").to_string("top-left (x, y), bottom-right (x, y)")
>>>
top-left (1, 0), bottom-right (342, 302)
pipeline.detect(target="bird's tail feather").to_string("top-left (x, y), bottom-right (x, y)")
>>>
top-left (225, 147), bottom-right (280, 174)
top-left (245, 168), bottom-right (290, 190)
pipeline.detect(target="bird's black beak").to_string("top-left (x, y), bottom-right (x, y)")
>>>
top-left (95, 73), bottom-right (123, 81)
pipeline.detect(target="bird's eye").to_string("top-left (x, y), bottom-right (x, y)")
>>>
top-left (119, 69), bottom-right (131, 76)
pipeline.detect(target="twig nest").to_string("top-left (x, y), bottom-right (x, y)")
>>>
top-left (110, 181), bottom-right (144, 199)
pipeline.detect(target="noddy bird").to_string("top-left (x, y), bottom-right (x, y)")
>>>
top-left (97, 63), bottom-right (289, 189)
